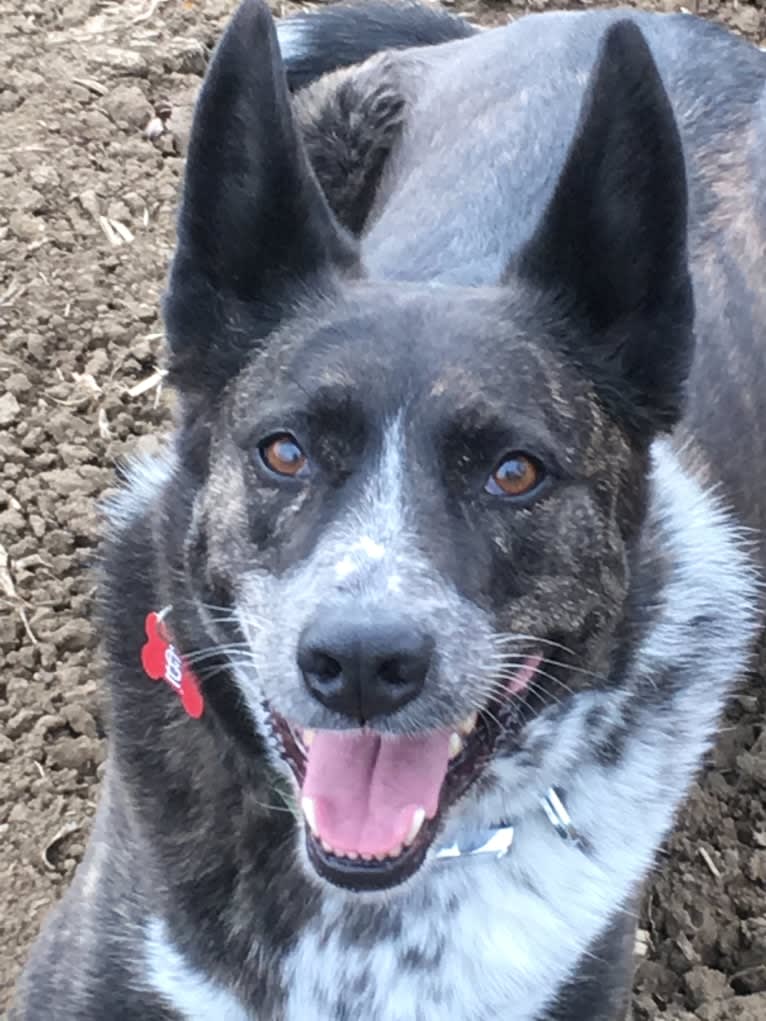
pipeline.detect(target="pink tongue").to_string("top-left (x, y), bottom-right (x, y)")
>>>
top-left (302, 729), bottom-right (451, 857)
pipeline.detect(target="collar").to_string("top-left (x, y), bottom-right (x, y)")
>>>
top-left (141, 609), bottom-right (584, 860)
top-left (434, 787), bottom-right (587, 862)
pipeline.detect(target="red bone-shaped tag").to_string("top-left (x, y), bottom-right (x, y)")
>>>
top-left (141, 611), bottom-right (204, 719)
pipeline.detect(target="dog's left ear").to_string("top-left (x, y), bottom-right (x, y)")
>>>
top-left (516, 21), bottom-right (694, 437)
top-left (164, 0), bottom-right (359, 395)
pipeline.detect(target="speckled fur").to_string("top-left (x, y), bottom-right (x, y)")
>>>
top-left (13, 3), bottom-right (765, 1020)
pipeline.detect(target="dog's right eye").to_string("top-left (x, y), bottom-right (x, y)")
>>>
top-left (259, 434), bottom-right (309, 479)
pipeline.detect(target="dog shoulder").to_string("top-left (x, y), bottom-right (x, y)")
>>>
top-left (292, 54), bottom-right (411, 235)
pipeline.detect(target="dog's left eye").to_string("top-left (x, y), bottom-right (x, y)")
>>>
top-left (259, 434), bottom-right (309, 479)
top-left (485, 452), bottom-right (545, 499)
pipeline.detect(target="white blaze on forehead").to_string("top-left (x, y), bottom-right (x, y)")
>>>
top-left (334, 555), bottom-right (357, 580)
top-left (332, 417), bottom-right (406, 580)
top-left (357, 535), bottom-right (386, 559)
top-left (334, 536), bottom-right (387, 579)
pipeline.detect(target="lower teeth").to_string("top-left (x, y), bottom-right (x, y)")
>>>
top-left (313, 837), bottom-right (411, 863)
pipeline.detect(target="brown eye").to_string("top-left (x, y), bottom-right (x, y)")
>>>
top-left (486, 452), bottom-right (544, 499)
top-left (259, 434), bottom-right (309, 478)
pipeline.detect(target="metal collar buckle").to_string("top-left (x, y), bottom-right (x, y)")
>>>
top-left (433, 787), bottom-right (584, 862)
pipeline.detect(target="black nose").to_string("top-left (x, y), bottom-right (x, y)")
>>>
top-left (298, 609), bottom-right (434, 723)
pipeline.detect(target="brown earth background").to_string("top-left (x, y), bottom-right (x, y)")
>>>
top-left (1, 0), bottom-right (765, 1017)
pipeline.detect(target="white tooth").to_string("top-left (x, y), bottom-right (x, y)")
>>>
top-left (387, 843), bottom-right (403, 859)
top-left (303, 728), bottom-right (315, 748)
top-left (449, 732), bottom-right (463, 760)
top-left (301, 797), bottom-right (318, 835)
top-left (459, 711), bottom-right (478, 736)
top-left (404, 807), bottom-right (426, 847)
top-left (321, 839), bottom-right (334, 854)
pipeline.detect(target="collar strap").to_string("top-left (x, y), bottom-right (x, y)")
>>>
top-left (433, 787), bottom-right (587, 863)
top-left (434, 824), bottom-right (515, 860)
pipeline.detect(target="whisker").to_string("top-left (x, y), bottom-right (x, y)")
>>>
top-left (461, 677), bottom-right (531, 717)
top-left (523, 685), bottom-right (556, 711)
top-left (482, 675), bottom-right (563, 709)
top-left (194, 657), bottom-right (258, 681)
top-left (494, 666), bottom-right (573, 700)
top-left (193, 599), bottom-right (272, 628)
top-left (248, 795), bottom-right (297, 817)
top-left (484, 651), bottom-right (613, 690)
top-left (490, 633), bottom-right (580, 658)
top-left (185, 644), bottom-right (253, 665)
top-left (477, 703), bottom-right (504, 731)
top-left (538, 656), bottom-right (612, 687)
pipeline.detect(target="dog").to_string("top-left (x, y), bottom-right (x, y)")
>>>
top-left (13, 1), bottom-right (765, 1018)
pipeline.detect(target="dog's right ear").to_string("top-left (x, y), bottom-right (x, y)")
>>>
top-left (164, 0), bottom-right (359, 395)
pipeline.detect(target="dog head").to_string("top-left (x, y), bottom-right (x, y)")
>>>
top-left (160, 0), bottom-right (692, 892)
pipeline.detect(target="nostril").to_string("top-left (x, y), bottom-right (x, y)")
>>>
top-left (376, 632), bottom-right (434, 689)
top-left (299, 647), bottom-right (343, 687)
top-left (378, 657), bottom-right (412, 686)
top-left (377, 658), bottom-right (401, 686)
top-left (311, 652), bottom-right (342, 683)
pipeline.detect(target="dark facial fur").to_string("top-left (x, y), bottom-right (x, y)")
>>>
top-left (160, 7), bottom-right (694, 849)
top-left (13, 3), bottom-right (763, 1020)
top-left (187, 285), bottom-right (642, 730)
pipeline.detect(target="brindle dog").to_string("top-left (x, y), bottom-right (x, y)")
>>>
top-left (13, 2), bottom-right (765, 1019)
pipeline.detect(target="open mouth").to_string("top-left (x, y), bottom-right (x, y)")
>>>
top-left (269, 655), bottom-right (541, 892)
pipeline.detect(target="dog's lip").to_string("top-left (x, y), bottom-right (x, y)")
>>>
top-left (265, 653), bottom-right (542, 892)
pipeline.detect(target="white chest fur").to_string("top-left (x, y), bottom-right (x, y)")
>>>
top-left (145, 813), bottom-right (613, 1021)
top-left (283, 778), bottom-right (645, 1021)
top-left (147, 822), bottom-right (598, 1021)
top-left (144, 796), bottom-right (641, 1021)
top-left (143, 443), bottom-right (759, 1020)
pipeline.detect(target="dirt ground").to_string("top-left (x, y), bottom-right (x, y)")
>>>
top-left (1, 0), bottom-right (764, 1017)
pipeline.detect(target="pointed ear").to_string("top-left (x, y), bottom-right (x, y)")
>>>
top-left (516, 21), bottom-right (694, 437)
top-left (164, 0), bottom-right (360, 394)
